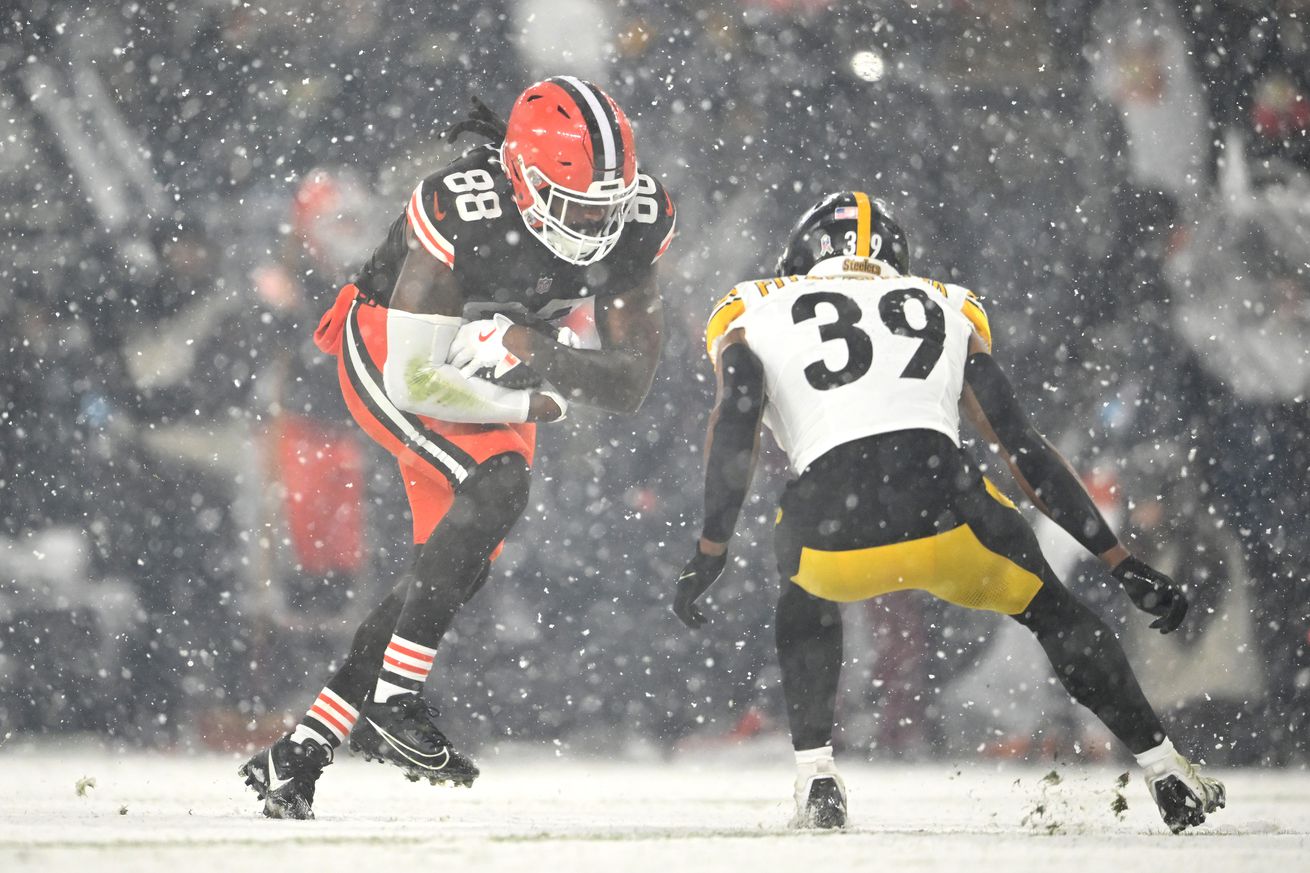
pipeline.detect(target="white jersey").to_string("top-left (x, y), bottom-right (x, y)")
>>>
top-left (705, 258), bottom-right (993, 475)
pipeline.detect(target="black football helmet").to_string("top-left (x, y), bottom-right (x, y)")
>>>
top-left (776, 192), bottom-right (910, 276)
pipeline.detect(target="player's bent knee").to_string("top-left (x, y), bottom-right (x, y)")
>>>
top-left (460, 452), bottom-right (531, 530)
top-left (1010, 577), bottom-right (1098, 638)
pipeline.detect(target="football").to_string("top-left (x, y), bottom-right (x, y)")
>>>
top-left (473, 353), bottom-right (544, 390)
top-left (464, 305), bottom-right (580, 390)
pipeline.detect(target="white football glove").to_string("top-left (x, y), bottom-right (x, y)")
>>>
top-left (450, 314), bottom-right (585, 380)
top-left (449, 313), bottom-right (522, 380)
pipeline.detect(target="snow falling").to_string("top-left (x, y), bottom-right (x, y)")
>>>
top-left (1, 1), bottom-right (1307, 868)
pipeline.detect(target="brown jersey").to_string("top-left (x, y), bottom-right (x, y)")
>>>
top-left (352, 144), bottom-right (676, 332)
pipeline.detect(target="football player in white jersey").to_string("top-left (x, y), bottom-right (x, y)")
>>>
top-left (673, 192), bottom-right (1226, 834)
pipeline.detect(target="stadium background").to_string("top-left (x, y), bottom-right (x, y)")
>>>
top-left (1, 0), bottom-right (1307, 768)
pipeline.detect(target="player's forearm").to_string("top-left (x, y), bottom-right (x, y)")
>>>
top-left (700, 344), bottom-right (766, 544)
top-left (385, 359), bottom-right (533, 423)
top-left (384, 309), bottom-right (531, 423)
top-left (506, 328), bottom-right (657, 413)
top-left (701, 407), bottom-right (759, 544)
top-left (1001, 439), bottom-right (1120, 554)
top-left (965, 352), bottom-right (1120, 556)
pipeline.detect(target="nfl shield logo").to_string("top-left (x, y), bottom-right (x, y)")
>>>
top-left (534, 276), bottom-right (553, 295)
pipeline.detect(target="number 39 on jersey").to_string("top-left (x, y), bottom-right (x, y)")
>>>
top-left (705, 269), bottom-right (993, 474)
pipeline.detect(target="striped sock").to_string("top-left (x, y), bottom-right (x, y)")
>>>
top-left (294, 686), bottom-right (359, 748)
top-left (374, 634), bottom-right (436, 702)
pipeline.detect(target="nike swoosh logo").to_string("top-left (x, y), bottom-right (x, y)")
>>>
top-left (267, 750), bottom-right (293, 791)
top-left (367, 718), bottom-right (451, 770)
top-left (432, 193), bottom-right (446, 221)
top-left (478, 329), bottom-right (496, 342)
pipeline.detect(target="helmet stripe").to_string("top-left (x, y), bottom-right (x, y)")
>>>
top-left (555, 75), bottom-right (619, 182)
top-left (582, 79), bottom-right (626, 180)
top-left (853, 191), bottom-right (873, 258)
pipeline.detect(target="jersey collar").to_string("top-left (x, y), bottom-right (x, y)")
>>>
top-left (806, 256), bottom-right (901, 279)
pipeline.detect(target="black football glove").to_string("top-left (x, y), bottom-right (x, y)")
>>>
top-left (1113, 555), bottom-right (1188, 634)
top-left (673, 547), bottom-right (728, 629)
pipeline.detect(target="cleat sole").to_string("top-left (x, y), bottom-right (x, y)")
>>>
top-left (238, 737), bottom-right (329, 821)
top-left (1154, 775), bottom-right (1223, 834)
top-left (795, 777), bottom-right (847, 830)
top-left (350, 742), bottom-right (477, 788)
top-left (238, 764), bottom-right (269, 802)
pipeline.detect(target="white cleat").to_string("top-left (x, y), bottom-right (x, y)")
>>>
top-left (790, 747), bottom-right (847, 829)
top-left (1139, 741), bottom-right (1226, 833)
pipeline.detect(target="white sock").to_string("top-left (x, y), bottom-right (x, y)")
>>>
top-left (373, 676), bottom-right (414, 704)
top-left (1134, 738), bottom-right (1178, 771)
top-left (290, 723), bottom-right (333, 748)
top-left (795, 745), bottom-right (835, 770)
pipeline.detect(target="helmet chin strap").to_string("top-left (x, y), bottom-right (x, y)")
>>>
top-left (517, 197), bottom-right (614, 265)
top-left (542, 225), bottom-right (601, 262)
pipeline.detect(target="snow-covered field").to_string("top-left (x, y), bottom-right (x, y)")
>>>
top-left (1, 741), bottom-right (1307, 872)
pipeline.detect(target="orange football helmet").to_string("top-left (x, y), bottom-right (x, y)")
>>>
top-left (502, 77), bottom-right (640, 265)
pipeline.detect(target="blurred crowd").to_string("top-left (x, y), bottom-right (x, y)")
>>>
top-left (1, 0), bottom-right (1307, 765)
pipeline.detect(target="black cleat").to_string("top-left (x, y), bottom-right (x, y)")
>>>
top-left (791, 759), bottom-right (848, 830)
top-left (239, 734), bottom-right (333, 820)
top-left (1143, 750), bottom-right (1226, 834)
top-left (798, 776), bottom-right (848, 829)
top-left (349, 694), bottom-right (479, 787)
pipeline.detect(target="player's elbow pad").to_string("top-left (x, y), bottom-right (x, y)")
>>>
top-left (383, 309), bottom-right (529, 424)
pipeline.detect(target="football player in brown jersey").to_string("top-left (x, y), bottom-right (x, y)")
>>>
top-left (240, 77), bottom-right (676, 819)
